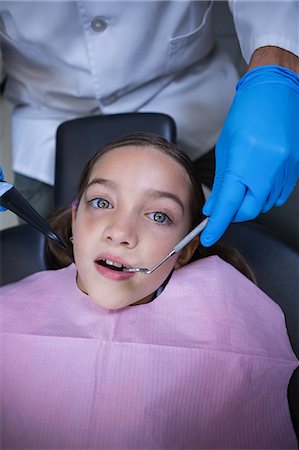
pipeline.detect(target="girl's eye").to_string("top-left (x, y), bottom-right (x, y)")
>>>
top-left (148, 211), bottom-right (172, 225)
top-left (89, 198), bottom-right (112, 209)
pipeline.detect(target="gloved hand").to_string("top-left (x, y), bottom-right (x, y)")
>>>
top-left (0, 166), bottom-right (13, 211)
top-left (200, 65), bottom-right (299, 247)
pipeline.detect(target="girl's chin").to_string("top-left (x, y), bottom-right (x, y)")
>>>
top-left (84, 289), bottom-right (155, 310)
top-left (76, 274), bottom-right (158, 309)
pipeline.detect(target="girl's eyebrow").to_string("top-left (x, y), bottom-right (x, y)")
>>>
top-left (147, 190), bottom-right (185, 213)
top-left (86, 178), bottom-right (116, 190)
top-left (86, 179), bottom-right (184, 212)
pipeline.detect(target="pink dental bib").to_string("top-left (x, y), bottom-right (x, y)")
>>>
top-left (1, 257), bottom-right (298, 449)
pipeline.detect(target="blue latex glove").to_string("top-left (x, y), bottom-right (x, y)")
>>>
top-left (201, 65), bottom-right (299, 247)
top-left (0, 166), bottom-right (13, 211)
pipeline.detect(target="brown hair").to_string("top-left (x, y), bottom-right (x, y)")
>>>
top-left (47, 132), bottom-right (256, 283)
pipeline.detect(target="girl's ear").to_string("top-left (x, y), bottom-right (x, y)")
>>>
top-left (174, 236), bottom-right (199, 269)
top-left (71, 201), bottom-right (77, 231)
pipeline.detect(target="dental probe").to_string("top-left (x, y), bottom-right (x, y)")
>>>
top-left (123, 217), bottom-right (209, 274)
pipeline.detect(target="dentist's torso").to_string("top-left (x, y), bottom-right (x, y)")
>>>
top-left (0, 1), bottom-right (238, 183)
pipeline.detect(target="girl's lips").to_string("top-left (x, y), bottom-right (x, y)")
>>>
top-left (94, 261), bottom-right (135, 281)
top-left (95, 254), bottom-right (133, 269)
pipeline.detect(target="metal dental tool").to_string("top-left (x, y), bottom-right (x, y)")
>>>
top-left (0, 181), bottom-right (66, 248)
top-left (123, 217), bottom-right (209, 274)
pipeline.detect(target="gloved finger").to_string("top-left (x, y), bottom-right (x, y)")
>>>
top-left (202, 176), bottom-right (222, 217)
top-left (276, 181), bottom-right (298, 206)
top-left (203, 131), bottom-right (227, 216)
top-left (0, 166), bottom-right (4, 180)
top-left (232, 186), bottom-right (269, 222)
top-left (276, 167), bottom-right (299, 206)
top-left (261, 168), bottom-right (285, 213)
top-left (202, 154), bottom-right (225, 216)
top-left (200, 174), bottom-right (246, 246)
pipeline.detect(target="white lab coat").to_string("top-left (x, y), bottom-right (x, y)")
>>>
top-left (0, 1), bottom-right (298, 185)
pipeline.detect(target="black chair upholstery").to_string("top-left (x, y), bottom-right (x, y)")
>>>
top-left (223, 222), bottom-right (299, 351)
top-left (0, 224), bottom-right (47, 286)
top-left (222, 222), bottom-right (299, 436)
top-left (55, 112), bottom-right (176, 208)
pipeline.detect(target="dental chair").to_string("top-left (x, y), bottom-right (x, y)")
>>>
top-left (0, 112), bottom-right (298, 436)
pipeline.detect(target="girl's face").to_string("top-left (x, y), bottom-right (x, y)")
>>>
top-left (72, 145), bottom-right (198, 309)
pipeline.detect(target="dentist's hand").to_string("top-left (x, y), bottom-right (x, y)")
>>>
top-left (200, 66), bottom-right (299, 247)
top-left (0, 166), bottom-right (13, 212)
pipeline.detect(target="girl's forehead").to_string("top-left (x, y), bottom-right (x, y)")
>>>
top-left (90, 145), bottom-right (189, 180)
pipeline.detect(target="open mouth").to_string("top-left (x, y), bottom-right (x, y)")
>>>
top-left (96, 258), bottom-right (128, 272)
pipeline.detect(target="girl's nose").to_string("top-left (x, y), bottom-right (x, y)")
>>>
top-left (103, 214), bottom-right (138, 248)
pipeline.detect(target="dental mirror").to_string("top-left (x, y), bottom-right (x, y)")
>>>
top-left (123, 217), bottom-right (208, 274)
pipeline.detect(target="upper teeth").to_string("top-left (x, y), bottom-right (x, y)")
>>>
top-left (104, 259), bottom-right (124, 268)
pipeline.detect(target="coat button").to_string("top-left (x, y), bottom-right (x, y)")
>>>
top-left (91, 17), bottom-right (108, 33)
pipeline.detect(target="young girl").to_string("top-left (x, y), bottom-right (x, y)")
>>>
top-left (1, 133), bottom-right (297, 449)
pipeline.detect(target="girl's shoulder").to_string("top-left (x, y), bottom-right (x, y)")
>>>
top-left (164, 255), bottom-right (262, 303)
top-left (0, 264), bottom-right (78, 332)
top-left (0, 264), bottom-right (76, 299)
top-left (163, 255), bottom-right (280, 325)
top-left (142, 256), bottom-right (296, 362)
